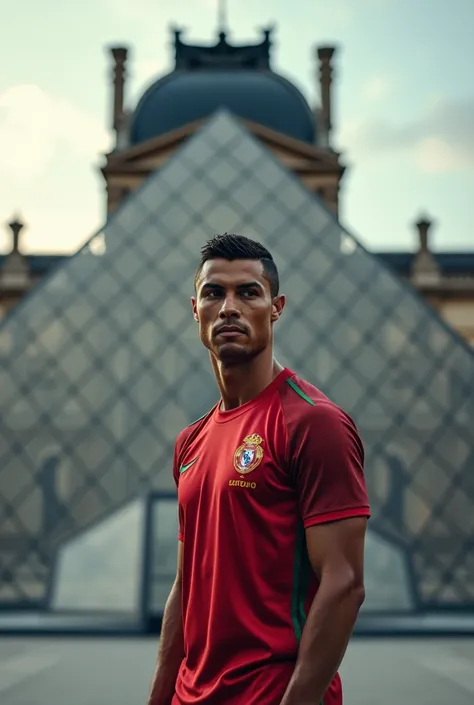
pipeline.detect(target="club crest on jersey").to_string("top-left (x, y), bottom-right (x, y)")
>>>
top-left (233, 434), bottom-right (264, 474)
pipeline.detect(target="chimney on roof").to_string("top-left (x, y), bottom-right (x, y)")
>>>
top-left (416, 216), bottom-right (432, 252)
top-left (9, 215), bottom-right (24, 254)
top-left (316, 46), bottom-right (336, 149)
top-left (0, 215), bottom-right (30, 292)
top-left (411, 214), bottom-right (441, 288)
top-left (109, 46), bottom-right (128, 145)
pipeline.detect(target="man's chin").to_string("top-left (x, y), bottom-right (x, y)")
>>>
top-left (213, 342), bottom-right (253, 366)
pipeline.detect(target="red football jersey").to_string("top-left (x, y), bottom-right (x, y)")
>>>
top-left (172, 368), bottom-right (370, 705)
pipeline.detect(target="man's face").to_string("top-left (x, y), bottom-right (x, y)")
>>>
top-left (192, 258), bottom-right (285, 366)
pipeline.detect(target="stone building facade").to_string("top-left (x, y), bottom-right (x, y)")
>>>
top-left (1, 28), bottom-right (473, 344)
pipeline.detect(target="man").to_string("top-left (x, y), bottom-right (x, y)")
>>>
top-left (148, 233), bottom-right (370, 705)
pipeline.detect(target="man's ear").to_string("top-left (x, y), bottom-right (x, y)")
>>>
top-left (271, 294), bottom-right (286, 322)
top-left (191, 296), bottom-right (199, 322)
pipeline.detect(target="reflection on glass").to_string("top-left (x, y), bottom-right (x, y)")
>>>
top-left (148, 499), bottom-right (179, 614)
top-left (361, 529), bottom-right (413, 612)
top-left (51, 499), bottom-right (145, 613)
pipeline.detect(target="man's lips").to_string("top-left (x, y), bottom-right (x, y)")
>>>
top-left (214, 325), bottom-right (247, 337)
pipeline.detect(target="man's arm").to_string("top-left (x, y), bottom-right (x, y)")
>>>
top-left (280, 398), bottom-right (370, 705)
top-left (147, 541), bottom-right (184, 705)
top-left (279, 517), bottom-right (367, 705)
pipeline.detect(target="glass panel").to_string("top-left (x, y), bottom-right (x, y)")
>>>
top-left (50, 498), bottom-right (145, 613)
top-left (362, 528), bottom-right (414, 612)
top-left (0, 111), bottom-right (473, 612)
top-left (148, 498), bottom-right (179, 615)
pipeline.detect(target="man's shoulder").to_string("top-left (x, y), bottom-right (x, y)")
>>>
top-left (175, 405), bottom-right (217, 453)
top-left (278, 374), bottom-right (363, 467)
top-left (278, 372), bottom-right (354, 430)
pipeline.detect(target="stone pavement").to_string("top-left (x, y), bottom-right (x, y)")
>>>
top-left (0, 636), bottom-right (473, 704)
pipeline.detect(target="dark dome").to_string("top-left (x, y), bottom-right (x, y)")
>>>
top-left (130, 70), bottom-right (315, 145)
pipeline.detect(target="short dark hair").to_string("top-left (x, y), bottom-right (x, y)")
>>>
top-left (194, 233), bottom-right (279, 297)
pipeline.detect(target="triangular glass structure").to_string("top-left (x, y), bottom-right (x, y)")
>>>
top-left (0, 111), bottom-right (473, 610)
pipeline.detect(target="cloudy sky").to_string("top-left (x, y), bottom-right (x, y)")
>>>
top-left (0, 0), bottom-right (473, 254)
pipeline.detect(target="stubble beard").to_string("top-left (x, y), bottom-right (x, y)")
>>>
top-left (212, 340), bottom-right (267, 369)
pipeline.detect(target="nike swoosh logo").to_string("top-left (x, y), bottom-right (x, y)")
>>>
top-left (179, 457), bottom-right (199, 475)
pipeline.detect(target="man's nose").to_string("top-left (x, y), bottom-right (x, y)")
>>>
top-left (218, 295), bottom-right (240, 319)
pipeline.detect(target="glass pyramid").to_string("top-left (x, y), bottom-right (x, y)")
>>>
top-left (0, 111), bottom-right (473, 610)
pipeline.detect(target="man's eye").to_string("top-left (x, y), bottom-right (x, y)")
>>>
top-left (242, 290), bottom-right (258, 298)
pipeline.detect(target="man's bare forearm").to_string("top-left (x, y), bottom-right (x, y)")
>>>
top-left (279, 578), bottom-right (365, 705)
top-left (147, 579), bottom-right (185, 705)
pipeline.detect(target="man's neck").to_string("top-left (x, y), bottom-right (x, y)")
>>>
top-left (212, 351), bottom-right (284, 411)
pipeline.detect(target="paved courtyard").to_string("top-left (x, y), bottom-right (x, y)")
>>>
top-left (0, 636), bottom-right (473, 704)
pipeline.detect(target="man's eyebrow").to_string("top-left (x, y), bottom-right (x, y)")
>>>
top-left (200, 281), bottom-right (264, 290)
top-left (236, 281), bottom-right (264, 290)
top-left (200, 282), bottom-right (223, 291)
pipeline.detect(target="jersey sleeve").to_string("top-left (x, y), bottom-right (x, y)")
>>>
top-left (172, 440), bottom-right (185, 542)
top-left (288, 402), bottom-right (370, 528)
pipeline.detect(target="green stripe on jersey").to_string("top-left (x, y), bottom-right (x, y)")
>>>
top-left (291, 523), bottom-right (311, 643)
top-left (292, 524), bottom-right (324, 705)
top-left (286, 378), bottom-right (315, 406)
top-left (288, 379), bottom-right (324, 704)
top-left (291, 525), bottom-right (304, 644)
